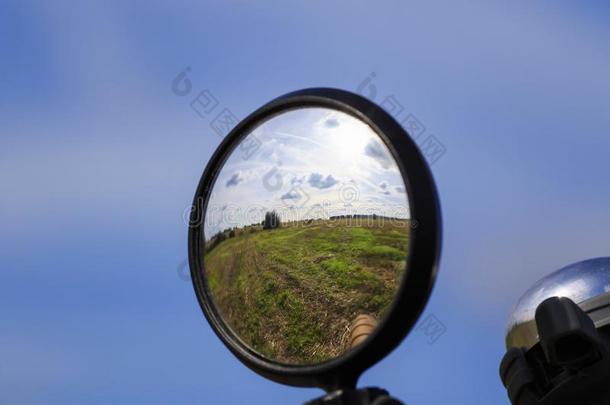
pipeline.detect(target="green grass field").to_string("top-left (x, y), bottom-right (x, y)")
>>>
top-left (203, 218), bottom-right (410, 364)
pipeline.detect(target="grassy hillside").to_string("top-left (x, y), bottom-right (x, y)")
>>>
top-left (203, 218), bottom-right (410, 364)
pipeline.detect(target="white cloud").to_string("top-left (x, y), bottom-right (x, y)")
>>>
top-left (324, 118), bottom-right (340, 128)
top-left (308, 173), bottom-right (338, 189)
top-left (280, 190), bottom-right (301, 200)
top-left (225, 172), bottom-right (244, 187)
top-left (364, 139), bottom-right (394, 170)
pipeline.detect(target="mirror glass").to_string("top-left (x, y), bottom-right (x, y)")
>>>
top-left (201, 107), bottom-right (412, 365)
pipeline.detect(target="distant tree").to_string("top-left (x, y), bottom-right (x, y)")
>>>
top-left (229, 229), bottom-right (236, 238)
top-left (263, 211), bottom-right (281, 230)
top-left (205, 230), bottom-right (227, 253)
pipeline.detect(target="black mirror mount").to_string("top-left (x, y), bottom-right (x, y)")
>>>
top-left (305, 387), bottom-right (404, 405)
top-left (501, 296), bottom-right (610, 405)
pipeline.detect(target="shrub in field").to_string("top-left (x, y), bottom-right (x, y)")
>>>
top-left (263, 211), bottom-right (281, 230)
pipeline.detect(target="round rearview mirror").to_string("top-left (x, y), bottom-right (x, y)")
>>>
top-left (188, 88), bottom-right (441, 391)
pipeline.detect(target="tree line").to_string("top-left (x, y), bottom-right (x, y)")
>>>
top-left (205, 211), bottom-right (281, 253)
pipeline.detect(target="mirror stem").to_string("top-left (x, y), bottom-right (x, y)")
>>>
top-left (305, 387), bottom-right (404, 405)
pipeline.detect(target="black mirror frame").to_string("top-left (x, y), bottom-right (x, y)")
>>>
top-left (188, 88), bottom-right (442, 392)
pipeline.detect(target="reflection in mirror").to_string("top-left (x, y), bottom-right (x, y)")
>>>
top-left (202, 108), bottom-right (411, 365)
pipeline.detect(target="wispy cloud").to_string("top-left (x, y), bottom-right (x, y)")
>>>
top-left (281, 190), bottom-right (301, 200)
top-left (324, 118), bottom-right (340, 128)
top-left (291, 175), bottom-right (305, 185)
top-left (379, 181), bottom-right (391, 195)
top-left (225, 172), bottom-right (243, 187)
top-left (364, 139), bottom-right (393, 169)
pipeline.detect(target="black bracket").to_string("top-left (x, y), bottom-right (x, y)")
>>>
top-left (500, 297), bottom-right (610, 405)
top-left (305, 387), bottom-right (404, 405)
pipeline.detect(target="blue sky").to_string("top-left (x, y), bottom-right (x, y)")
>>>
top-left (204, 107), bottom-right (409, 237)
top-left (2, 1), bottom-right (610, 404)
